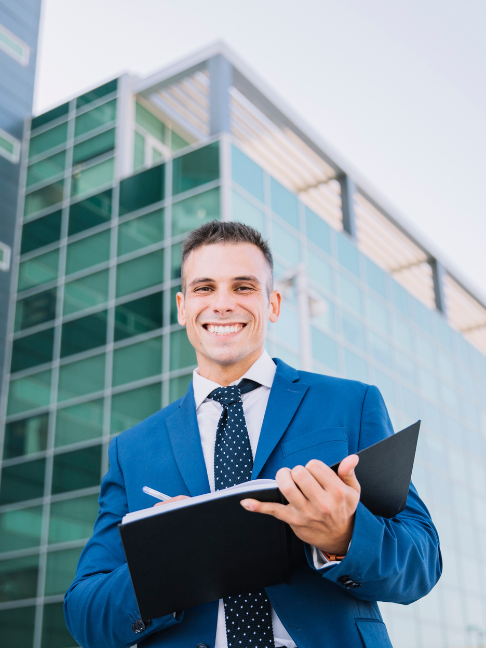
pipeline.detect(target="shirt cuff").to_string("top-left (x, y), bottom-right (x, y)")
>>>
top-left (311, 542), bottom-right (350, 569)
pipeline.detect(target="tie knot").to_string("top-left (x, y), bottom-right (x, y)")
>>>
top-left (209, 384), bottom-right (242, 407)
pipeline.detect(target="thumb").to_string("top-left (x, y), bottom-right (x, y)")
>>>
top-left (337, 455), bottom-right (360, 494)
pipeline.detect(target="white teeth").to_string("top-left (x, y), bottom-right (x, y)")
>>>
top-left (207, 324), bottom-right (242, 335)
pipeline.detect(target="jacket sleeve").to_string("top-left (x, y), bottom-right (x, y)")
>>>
top-left (64, 436), bottom-right (182, 648)
top-left (305, 385), bottom-right (442, 604)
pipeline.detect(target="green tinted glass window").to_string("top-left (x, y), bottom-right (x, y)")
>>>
top-left (272, 222), bottom-right (300, 264)
top-left (170, 285), bottom-right (181, 325)
top-left (58, 354), bottom-right (105, 401)
top-left (232, 191), bottom-right (264, 232)
top-left (11, 327), bottom-right (54, 373)
top-left (51, 445), bottom-right (102, 494)
top-left (41, 602), bottom-right (77, 648)
top-left (26, 150), bottom-right (66, 187)
top-left (172, 187), bottom-right (219, 236)
top-left (73, 128), bottom-right (116, 166)
top-left (114, 292), bottom-right (163, 341)
top-left (118, 208), bottom-right (164, 256)
top-left (15, 288), bottom-right (57, 332)
top-left (49, 494), bottom-right (99, 544)
top-left (113, 337), bottom-right (162, 387)
top-left (0, 554), bottom-right (39, 602)
top-left (7, 370), bottom-right (51, 417)
top-left (55, 399), bottom-right (104, 447)
top-left (133, 130), bottom-right (145, 171)
top-left (60, 311), bottom-right (107, 358)
top-left (111, 383), bottom-right (161, 433)
top-left (338, 274), bottom-right (361, 313)
top-left (343, 349), bottom-right (368, 383)
top-left (71, 157), bottom-right (114, 197)
top-left (65, 230), bottom-right (110, 275)
top-left (20, 210), bottom-right (62, 255)
top-left (391, 280), bottom-right (412, 317)
top-left (18, 249), bottom-right (59, 292)
top-left (172, 142), bottom-right (219, 195)
top-left (231, 146), bottom-right (264, 202)
top-left (63, 270), bottom-right (109, 316)
top-left (74, 99), bottom-right (116, 137)
top-left (306, 250), bottom-right (332, 292)
top-left (31, 103), bottom-right (69, 130)
top-left (337, 233), bottom-right (360, 276)
top-left (116, 249), bottom-right (164, 297)
top-left (170, 329), bottom-right (197, 371)
top-left (24, 180), bottom-right (64, 217)
top-left (311, 327), bottom-right (338, 372)
top-left (341, 311), bottom-right (366, 351)
top-left (171, 242), bottom-right (182, 279)
top-left (169, 373), bottom-right (192, 403)
top-left (153, 147), bottom-right (163, 163)
top-left (0, 606), bottom-right (36, 647)
top-left (171, 130), bottom-right (189, 151)
top-left (270, 179), bottom-right (299, 229)
top-left (365, 259), bottom-right (386, 298)
top-left (306, 208), bottom-right (330, 254)
top-left (136, 102), bottom-right (165, 141)
top-left (45, 546), bottom-right (84, 596)
top-left (69, 189), bottom-right (112, 237)
top-left (3, 414), bottom-right (48, 460)
top-left (77, 79), bottom-right (117, 108)
top-left (119, 164), bottom-right (165, 216)
top-left (0, 505), bottom-right (43, 553)
top-left (29, 122), bottom-right (68, 158)
top-left (0, 459), bottom-right (46, 505)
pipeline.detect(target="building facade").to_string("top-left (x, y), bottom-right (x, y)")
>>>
top-left (0, 0), bottom-right (42, 409)
top-left (1, 44), bottom-right (486, 648)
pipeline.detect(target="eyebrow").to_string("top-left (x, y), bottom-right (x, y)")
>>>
top-left (187, 275), bottom-right (262, 288)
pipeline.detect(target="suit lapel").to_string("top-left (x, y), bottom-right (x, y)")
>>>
top-left (165, 382), bottom-right (211, 497)
top-left (252, 359), bottom-right (308, 479)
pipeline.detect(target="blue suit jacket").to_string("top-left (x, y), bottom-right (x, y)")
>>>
top-left (65, 359), bottom-right (441, 648)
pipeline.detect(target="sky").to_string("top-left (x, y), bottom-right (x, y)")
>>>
top-left (34, 0), bottom-right (486, 302)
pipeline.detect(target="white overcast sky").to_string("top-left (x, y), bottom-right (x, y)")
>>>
top-left (34, 0), bottom-right (486, 302)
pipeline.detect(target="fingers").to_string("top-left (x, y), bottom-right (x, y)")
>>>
top-left (275, 467), bottom-right (307, 507)
top-left (337, 455), bottom-right (360, 494)
top-left (154, 495), bottom-right (190, 507)
top-left (240, 498), bottom-right (293, 523)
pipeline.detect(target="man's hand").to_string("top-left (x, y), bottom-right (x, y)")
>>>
top-left (240, 455), bottom-right (360, 555)
top-left (154, 495), bottom-right (190, 507)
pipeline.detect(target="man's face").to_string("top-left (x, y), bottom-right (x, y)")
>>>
top-left (176, 243), bottom-right (281, 379)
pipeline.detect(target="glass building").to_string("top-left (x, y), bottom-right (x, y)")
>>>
top-left (0, 0), bottom-right (42, 397)
top-left (1, 43), bottom-right (486, 648)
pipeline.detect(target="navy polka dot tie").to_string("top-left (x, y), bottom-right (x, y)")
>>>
top-left (210, 381), bottom-right (275, 648)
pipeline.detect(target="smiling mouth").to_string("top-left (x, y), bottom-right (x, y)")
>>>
top-left (203, 323), bottom-right (246, 336)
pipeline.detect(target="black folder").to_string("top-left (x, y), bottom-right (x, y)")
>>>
top-left (119, 421), bottom-right (420, 620)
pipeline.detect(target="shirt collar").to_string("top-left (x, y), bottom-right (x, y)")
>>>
top-left (192, 350), bottom-right (277, 410)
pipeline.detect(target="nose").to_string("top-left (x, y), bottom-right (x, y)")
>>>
top-left (211, 285), bottom-right (236, 315)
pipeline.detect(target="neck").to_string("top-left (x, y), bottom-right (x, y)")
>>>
top-left (197, 348), bottom-right (263, 386)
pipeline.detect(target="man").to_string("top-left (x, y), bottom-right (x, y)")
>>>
top-left (65, 221), bottom-right (441, 648)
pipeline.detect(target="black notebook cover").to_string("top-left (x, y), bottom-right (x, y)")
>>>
top-left (119, 486), bottom-right (290, 620)
top-left (119, 421), bottom-right (420, 620)
top-left (330, 420), bottom-right (421, 518)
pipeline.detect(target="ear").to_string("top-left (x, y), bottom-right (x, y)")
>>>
top-left (176, 291), bottom-right (186, 326)
top-left (268, 289), bottom-right (281, 323)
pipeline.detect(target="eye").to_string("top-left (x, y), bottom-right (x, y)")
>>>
top-left (194, 286), bottom-right (213, 293)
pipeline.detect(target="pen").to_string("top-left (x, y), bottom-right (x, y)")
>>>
top-left (143, 486), bottom-right (172, 502)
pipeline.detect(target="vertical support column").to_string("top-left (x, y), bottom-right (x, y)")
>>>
top-left (208, 54), bottom-right (232, 136)
top-left (340, 174), bottom-right (357, 239)
top-left (431, 258), bottom-right (447, 315)
top-left (296, 265), bottom-right (313, 372)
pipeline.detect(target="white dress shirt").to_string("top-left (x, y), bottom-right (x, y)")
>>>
top-left (192, 350), bottom-right (335, 648)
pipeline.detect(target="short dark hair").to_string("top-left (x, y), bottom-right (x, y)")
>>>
top-left (181, 220), bottom-right (273, 292)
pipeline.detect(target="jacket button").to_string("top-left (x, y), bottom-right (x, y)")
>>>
top-left (196, 644), bottom-right (209, 648)
top-left (338, 575), bottom-right (361, 589)
top-left (132, 619), bottom-right (146, 633)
